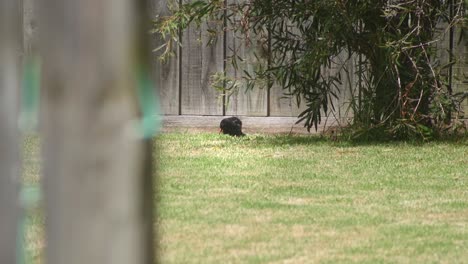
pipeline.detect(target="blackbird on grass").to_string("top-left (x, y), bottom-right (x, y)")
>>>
top-left (219, 117), bottom-right (245, 137)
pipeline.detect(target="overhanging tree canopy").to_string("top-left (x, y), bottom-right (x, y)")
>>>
top-left (155, 0), bottom-right (467, 139)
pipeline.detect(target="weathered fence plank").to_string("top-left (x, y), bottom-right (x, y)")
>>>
top-left (181, 12), bottom-right (224, 115)
top-left (0, 0), bottom-right (21, 263)
top-left (330, 52), bottom-right (355, 125)
top-left (225, 32), bottom-right (268, 116)
top-left (151, 0), bottom-right (180, 115)
top-left (453, 27), bottom-right (468, 112)
top-left (225, 0), bottom-right (268, 116)
top-left (39, 0), bottom-right (154, 263)
top-left (269, 21), bottom-right (307, 117)
top-left (270, 84), bottom-right (306, 117)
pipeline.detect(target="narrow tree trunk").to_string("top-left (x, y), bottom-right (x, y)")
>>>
top-left (38, 0), bottom-right (154, 263)
top-left (0, 0), bottom-right (22, 262)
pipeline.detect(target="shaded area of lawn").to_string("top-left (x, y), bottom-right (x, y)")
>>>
top-left (156, 133), bottom-right (467, 263)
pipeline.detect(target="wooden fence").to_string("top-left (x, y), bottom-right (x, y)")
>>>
top-left (22, 1), bottom-right (468, 119)
top-left (152, 0), bottom-right (340, 118)
top-left (152, 0), bottom-right (468, 119)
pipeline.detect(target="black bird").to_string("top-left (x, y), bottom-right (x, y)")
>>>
top-left (219, 117), bottom-right (245, 136)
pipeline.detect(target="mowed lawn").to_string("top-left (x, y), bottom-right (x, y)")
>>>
top-left (156, 133), bottom-right (468, 263)
top-left (22, 133), bottom-right (467, 263)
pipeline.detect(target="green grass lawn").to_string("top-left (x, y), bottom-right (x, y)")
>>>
top-left (24, 133), bottom-right (468, 263)
top-left (156, 133), bottom-right (467, 263)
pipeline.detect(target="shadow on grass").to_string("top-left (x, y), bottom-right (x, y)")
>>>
top-left (243, 133), bottom-right (468, 148)
top-left (157, 131), bottom-right (468, 149)
top-left (246, 134), bottom-right (328, 146)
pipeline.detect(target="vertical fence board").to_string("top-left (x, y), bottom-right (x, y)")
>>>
top-left (39, 0), bottom-right (154, 263)
top-left (181, 16), bottom-right (224, 115)
top-left (225, 31), bottom-right (268, 116)
top-left (151, 0), bottom-right (179, 115)
top-left (327, 55), bottom-right (341, 122)
top-left (330, 52), bottom-right (355, 125)
top-left (270, 84), bottom-right (306, 117)
top-left (452, 27), bottom-right (468, 114)
top-left (225, 0), bottom-right (267, 116)
top-left (0, 0), bottom-right (21, 263)
top-left (269, 21), bottom-right (307, 117)
top-left (434, 22), bottom-right (451, 79)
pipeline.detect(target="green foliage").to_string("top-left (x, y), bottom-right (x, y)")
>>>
top-left (153, 0), bottom-right (467, 139)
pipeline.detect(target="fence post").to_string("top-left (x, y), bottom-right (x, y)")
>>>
top-left (38, 0), bottom-right (154, 263)
top-left (0, 0), bottom-right (22, 263)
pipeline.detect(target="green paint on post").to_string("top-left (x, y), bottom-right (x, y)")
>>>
top-left (137, 67), bottom-right (161, 138)
top-left (18, 57), bottom-right (42, 264)
top-left (20, 57), bottom-right (41, 133)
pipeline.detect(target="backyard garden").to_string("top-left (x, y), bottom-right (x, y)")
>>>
top-left (2, 0), bottom-right (467, 263)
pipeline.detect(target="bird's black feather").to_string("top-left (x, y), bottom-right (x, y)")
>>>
top-left (220, 117), bottom-right (245, 136)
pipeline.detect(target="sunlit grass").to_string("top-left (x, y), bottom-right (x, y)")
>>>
top-left (156, 133), bottom-right (468, 263)
top-left (21, 134), bottom-right (44, 264)
top-left (23, 133), bottom-right (467, 263)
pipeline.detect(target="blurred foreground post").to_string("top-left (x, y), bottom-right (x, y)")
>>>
top-left (39, 0), bottom-right (154, 263)
top-left (0, 0), bottom-right (21, 263)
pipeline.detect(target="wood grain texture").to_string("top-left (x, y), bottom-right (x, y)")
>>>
top-left (271, 50), bottom-right (354, 125)
top-left (269, 84), bottom-right (306, 117)
top-left (181, 15), bottom-right (224, 115)
top-left (225, 0), bottom-right (267, 116)
top-left (151, 0), bottom-right (179, 115)
top-left (329, 51), bottom-right (355, 124)
top-left (434, 22), bottom-right (451, 78)
top-left (39, 0), bottom-right (153, 263)
top-left (0, 1), bottom-right (21, 262)
top-left (452, 27), bottom-right (468, 113)
top-left (269, 21), bottom-right (306, 117)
